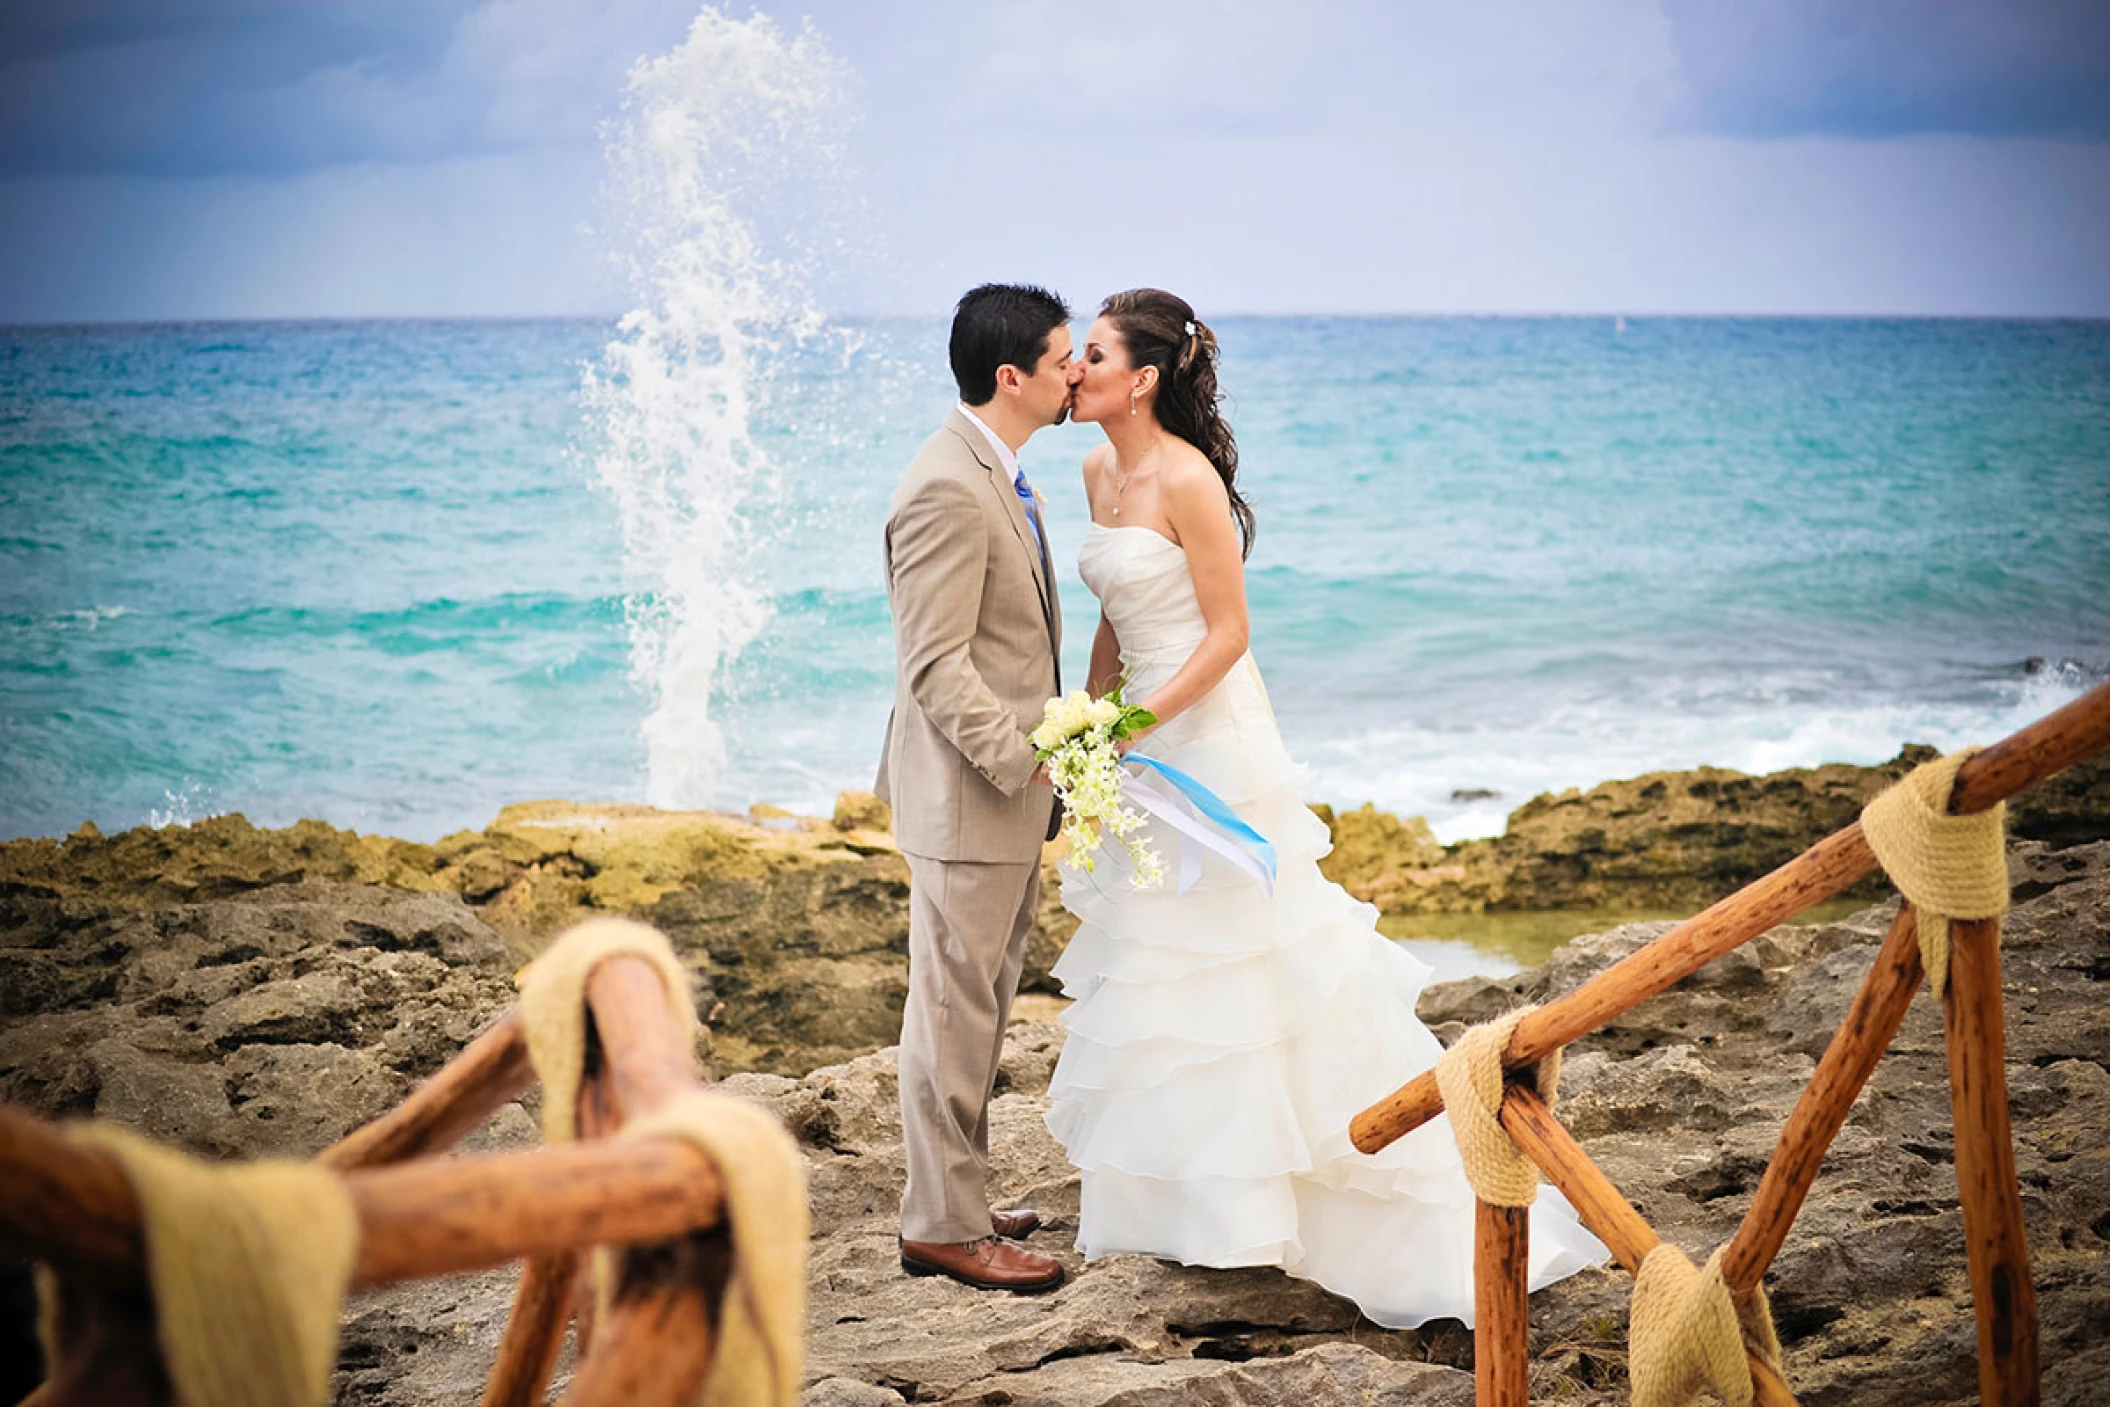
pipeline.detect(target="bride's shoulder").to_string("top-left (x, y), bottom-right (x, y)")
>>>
top-left (1161, 441), bottom-right (1228, 502)
top-left (1080, 442), bottom-right (1113, 484)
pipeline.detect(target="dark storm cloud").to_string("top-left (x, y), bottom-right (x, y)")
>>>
top-left (1664, 0), bottom-right (2110, 141)
top-left (0, 0), bottom-right (670, 177)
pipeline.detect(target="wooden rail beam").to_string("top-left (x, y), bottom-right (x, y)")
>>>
top-left (0, 1104), bottom-right (725, 1291)
top-left (320, 1010), bottom-right (534, 1171)
top-left (481, 1253), bottom-right (580, 1407)
top-left (1720, 904), bottom-right (1922, 1292)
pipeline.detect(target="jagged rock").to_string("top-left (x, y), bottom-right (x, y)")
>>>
top-left (19, 742), bottom-right (2097, 1074)
top-left (0, 811), bottom-right (450, 914)
top-left (1349, 746), bottom-right (2110, 917)
top-left (0, 803), bottom-right (923, 1078)
top-left (832, 790), bottom-right (892, 833)
top-left (929, 1341), bottom-right (1475, 1406)
top-left (803, 1380), bottom-right (902, 1407)
top-left (4, 745), bottom-right (2106, 1404)
top-left (1311, 802), bottom-right (1446, 890)
top-left (3, 831), bottom-right (2107, 1404)
top-left (0, 881), bottom-right (518, 1156)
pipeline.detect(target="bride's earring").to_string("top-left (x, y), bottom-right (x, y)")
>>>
top-left (1129, 387), bottom-right (1139, 416)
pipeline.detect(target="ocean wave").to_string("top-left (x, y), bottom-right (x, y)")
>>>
top-left (1298, 666), bottom-right (2102, 845)
top-left (208, 592), bottom-right (620, 641)
top-left (1, 605), bottom-right (137, 633)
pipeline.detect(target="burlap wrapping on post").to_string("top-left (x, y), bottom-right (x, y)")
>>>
top-left (1431, 1006), bottom-right (1559, 1207)
top-left (1860, 748), bottom-right (2010, 997)
top-left (516, 916), bottom-right (808, 1407)
top-left (1628, 1244), bottom-right (1783, 1407)
top-left (35, 1126), bottom-right (358, 1407)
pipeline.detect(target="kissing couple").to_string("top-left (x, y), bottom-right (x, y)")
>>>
top-left (874, 284), bottom-right (1607, 1324)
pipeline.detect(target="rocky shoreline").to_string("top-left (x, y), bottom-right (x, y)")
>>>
top-left (5, 747), bottom-right (2101, 1080)
top-left (1, 750), bottom-right (2105, 1404)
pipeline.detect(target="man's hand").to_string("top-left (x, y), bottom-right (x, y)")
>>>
top-left (1031, 762), bottom-right (1052, 787)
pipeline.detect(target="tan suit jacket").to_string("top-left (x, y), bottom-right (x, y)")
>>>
top-left (876, 409), bottom-right (1061, 862)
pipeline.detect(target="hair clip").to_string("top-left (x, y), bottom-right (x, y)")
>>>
top-left (1183, 320), bottom-right (1197, 337)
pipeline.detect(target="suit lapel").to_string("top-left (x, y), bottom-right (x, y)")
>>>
top-left (945, 409), bottom-right (1057, 634)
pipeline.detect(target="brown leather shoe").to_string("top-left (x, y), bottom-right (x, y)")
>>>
top-left (989, 1206), bottom-right (1042, 1239)
top-left (899, 1236), bottom-right (1064, 1292)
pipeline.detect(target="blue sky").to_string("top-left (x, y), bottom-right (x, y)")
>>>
top-left (2, 0), bottom-right (2107, 320)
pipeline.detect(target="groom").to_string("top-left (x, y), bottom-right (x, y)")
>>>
top-left (876, 284), bottom-right (1073, 1293)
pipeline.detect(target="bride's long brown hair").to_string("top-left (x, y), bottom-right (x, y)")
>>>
top-left (1100, 288), bottom-right (1255, 559)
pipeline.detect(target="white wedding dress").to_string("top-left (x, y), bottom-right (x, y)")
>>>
top-left (1045, 523), bottom-right (1607, 1328)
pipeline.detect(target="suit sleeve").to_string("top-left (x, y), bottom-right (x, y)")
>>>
top-left (887, 476), bottom-right (1041, 795)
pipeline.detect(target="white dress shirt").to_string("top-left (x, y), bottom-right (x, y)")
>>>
top-left (956, 402), bottom-right (1025, 490)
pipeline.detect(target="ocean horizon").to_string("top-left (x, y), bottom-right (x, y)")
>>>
top-left (4, 313), bottom-right (2106, 846)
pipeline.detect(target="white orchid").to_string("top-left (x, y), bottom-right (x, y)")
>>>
top-left (1031, 684), bottom-right (1162, 885)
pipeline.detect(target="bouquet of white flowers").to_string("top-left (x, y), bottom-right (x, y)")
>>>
top-left (1030, 686), bottom-right (1164, 886)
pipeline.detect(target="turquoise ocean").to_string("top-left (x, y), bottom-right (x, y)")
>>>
top-left (3, 316), bottom-right (2106, 846)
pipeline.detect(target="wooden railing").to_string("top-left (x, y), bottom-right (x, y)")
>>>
top-left (1353, 679), bottom-right (2110, 1407)
top-left (1, 951), bottom-right (728, 1406)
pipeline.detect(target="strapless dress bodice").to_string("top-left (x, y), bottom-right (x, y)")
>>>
top-left (1077, 524), bottom-right (1207, 668)
top-left (1075, 521), bottom-right (1292, 801)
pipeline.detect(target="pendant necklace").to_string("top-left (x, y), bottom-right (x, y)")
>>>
top-left (1111, 436), bottom-right (1161, 519)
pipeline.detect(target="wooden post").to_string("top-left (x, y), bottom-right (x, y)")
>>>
top-left (1354, 680), bottom-right (2110, 1155)
top-left (26, 1273), bottom-right (166, 1407)
top-left (585, 957), bottom-right (700, 1123)
top-left (0, 1104), bottom-right (144, 1289)
top-left (557, 1273), bottom-right (717, 1407)
top-left (1944, 915), bottom-right (2040, 1407)
top-left (1498, 1088), bottom-right (1800, 1407)
top-left (1475, 1198), bottom-right (1531, 1407)
top-left (481, 1252), bottom-right (580, 1407)
top-left (320, 1010), bottom-right (533, 1171)
top-left (1497, 1087), bottom-right (1657, 1275)
top-left (1719, 904), bottom-right (1922, 1293)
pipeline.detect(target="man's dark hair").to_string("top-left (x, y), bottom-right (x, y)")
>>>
top-left (949, 283), bottom-right (1071, 405)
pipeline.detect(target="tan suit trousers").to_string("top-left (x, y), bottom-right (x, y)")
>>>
top-left (897, 850), bottom-right (1040, 1244)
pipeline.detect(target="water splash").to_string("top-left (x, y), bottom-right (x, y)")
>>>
top-left (148, 781), bottom-right (219, 830)
top-left (582, 8), bottom-right (854, 810)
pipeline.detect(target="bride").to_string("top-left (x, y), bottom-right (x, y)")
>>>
top-left (1045, 288), bottom-right (1607, 1327)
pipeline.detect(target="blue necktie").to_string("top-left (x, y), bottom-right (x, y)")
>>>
top-left (1013, 471), bottom-right (1060, 690)
top-left (1013, 471), bottom-right (1053, 590)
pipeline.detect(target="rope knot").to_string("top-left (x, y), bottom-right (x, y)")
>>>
top-left (1860, 748), bottom-right (2009, 996)
top-left (37, 1127), bottom-right (358, 1407)
top-left (1629, 1244), bottom-right (1782, 1407)
top-left (518, 917), bottom-right (807, 1407)
top-left (1431, 1006), bottom-right (1558, 1206)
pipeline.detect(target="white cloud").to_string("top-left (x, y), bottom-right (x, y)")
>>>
top-left (2, 0), bottom-right (2107, 319)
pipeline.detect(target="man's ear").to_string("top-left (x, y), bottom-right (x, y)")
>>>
top-left (993, 363), bottom-right (1024, 396)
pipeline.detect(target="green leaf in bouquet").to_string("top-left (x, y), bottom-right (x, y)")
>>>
top-left (1114, 705), bottom-right (1157, 739)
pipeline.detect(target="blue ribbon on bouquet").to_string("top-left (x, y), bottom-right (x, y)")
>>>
top-left (1123, 754), bottom-right (1278, 895)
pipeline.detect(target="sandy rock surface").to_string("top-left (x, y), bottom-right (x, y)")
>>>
top-left (3, 804), bottom-right (2105, 1404)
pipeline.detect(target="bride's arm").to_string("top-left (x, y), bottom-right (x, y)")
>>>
top-left (1088, 615), bottom-right (1123, 697)
top-left (1132, 458), bottom-right (1249, 736)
